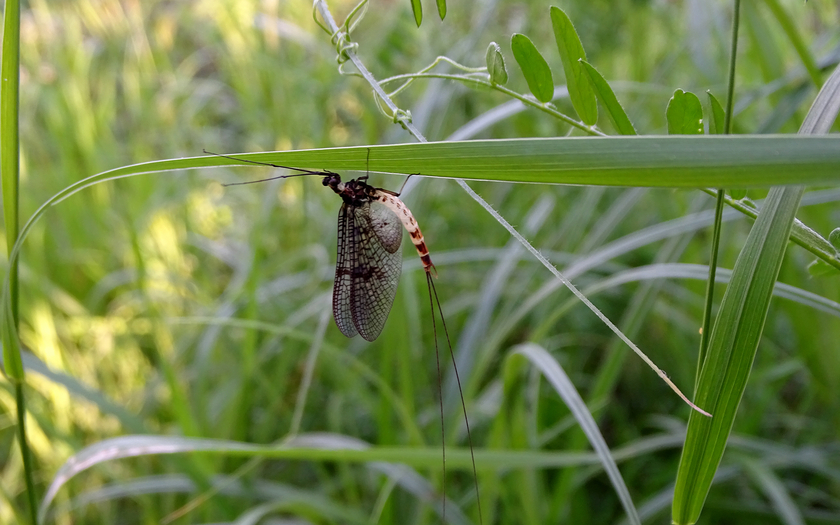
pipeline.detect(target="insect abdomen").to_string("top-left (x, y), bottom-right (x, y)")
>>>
top-left (376, 193), bottom-right (436, 275)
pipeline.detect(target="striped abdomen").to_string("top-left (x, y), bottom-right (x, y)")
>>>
top-left (375, 192), bottom-right (436, 276)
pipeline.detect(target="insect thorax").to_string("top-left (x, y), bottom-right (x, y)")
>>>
top-left (326, 176), bottom-right (379, 207)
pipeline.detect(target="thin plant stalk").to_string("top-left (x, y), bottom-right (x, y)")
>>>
top-left (1, 0), bottom-right (38, 522)
top-left (698, 0), bottom-right (741, 382)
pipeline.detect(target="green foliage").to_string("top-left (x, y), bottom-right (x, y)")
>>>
top-left (580, 60), bottom-right (636, 135)
top-left (550, 6), bottom-right (597, 126)
top-left (410, 0), bottom-right (423, 27)
top-left (3, 0), bottom-right (840, 524)
top-left (667, 90), bottom-right (704, 135)
top-left (485, 42), bottom-right (508, 86)
top-left (510, 33), bottom-right (554, 103)
top-left (707, 91), bottom-right (727, 135)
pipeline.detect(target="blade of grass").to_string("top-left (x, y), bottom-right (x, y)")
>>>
top-left (674, 186), bottom-right (804, 525)
top-left (40, 430), bottom-right (682, 523)
top-left (200, 136), bottom-right (840, 187)
top-left (741, 459), bottom-right (806, 525)
top-left (673, 62), bottom-right (840, 525)
top-left (760, 0), bottom-right (821, 88)
top-left (580, 263), bottom-right (840, 319)
top-left (511, 343), bottom-right (641, 525)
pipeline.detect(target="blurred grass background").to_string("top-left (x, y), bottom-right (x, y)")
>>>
top-left (3, 0), bottom-right (840, 523)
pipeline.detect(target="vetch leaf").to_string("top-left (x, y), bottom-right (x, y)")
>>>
top-left (580, 60), bottom-right (636, 135)
top-left (511, 33), bottom-right (554, 103)
top-left (410, 0), bottom-right (422, 27)
top-left (707, 91), bottom-right (726, 135)
top-left (436, 0), bottom-right (446, 20)
top-left (485, 41), bottom-right (508, 85)
top-left (667, 89), bottom-right (704, 135)
top-left (550, 6), bottom-right (598, 125)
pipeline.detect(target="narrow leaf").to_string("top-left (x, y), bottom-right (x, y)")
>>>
top-left (673, 62), bottom-right (840, 525)
top-left (707, 91), bottom-right (726, 135)
top-left (511, 33), bottom-right (554, 103)
top-left (667, 89), bottom-right (704, 135)
top-left (580, 60), bottom-right (636, 135)
top-left (550, 6), bottom-right (598, 125)
top-left (762, 0), bottom-right (822, 88)
top-left (485, 41), bottom-right (508, 85)
top-left (410, 0), bottom-right (422, 27)
top-left (673, 186), bottom-right (804, 525)
top-left (436, 0), bottom-right (446, 20)
top-left (512, 344), bottom-right (641, 525)
top-left (0, 0), bottom-right (22, 381)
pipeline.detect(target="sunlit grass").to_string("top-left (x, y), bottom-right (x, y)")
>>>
top-left (3, 0), bottom-right (840, 524)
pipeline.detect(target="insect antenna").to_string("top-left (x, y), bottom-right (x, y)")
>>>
top-left (359, 148), bottom-right (371, 182)
top-left (426, 271), bottom-right (483, 525)
top-left (202, 149), bottom-right (333, 186)
top-left (394, 173), bottom-right (418, 197)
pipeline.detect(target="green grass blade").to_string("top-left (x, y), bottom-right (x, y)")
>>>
top-left (741, 459), bottom-right (806, 525)
top-left (798, 66), bottom-right (840, 136)
top-left (202, 136), bottom-right (840, 187)
top-left (550, 6), bottom-right (597, 126)
top-left (40, 431), bottom-right (679, 523)
top-left (511, 344), bottom-right (641, 525)
top-left (20, 352), bottom-right (147, 433)
top-left (580, 60), bottom-right (636, 135)
top-left (574, 262), bottom-right (840, 319)
top-left (666, 90), bottom-right (704, 135)
top-left (673, 185), bottom-right (804, 525)
top-left (672, 62), bottom-right (840, 525)
top-left (761, 0), bottom-right (821, 88)
top-left (511, 34), bottom-right (554, 103)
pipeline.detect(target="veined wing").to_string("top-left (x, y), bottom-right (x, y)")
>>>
top-left (333, 203), bottom-right (359, 338)
top-left (348, 201), bottom-right (403, 341)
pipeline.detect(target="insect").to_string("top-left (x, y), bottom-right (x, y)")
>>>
top-left (320, 168), bottom-right (436, 341)
top-left (209, 149), bottom-right (482, 523)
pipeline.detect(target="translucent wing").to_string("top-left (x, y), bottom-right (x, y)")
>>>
top-left (368, 200), bottom-right (403, 253)
top-left (351, 202), bottom-right (403, 341)
top-left (328, 200), bottom-right (402, 341)
top-left (332, 201), bottom-right (403, 341)
top-left (333, 203), bottom-right (359, 338)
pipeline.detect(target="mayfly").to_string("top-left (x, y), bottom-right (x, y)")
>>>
top-left (208, 149), bottom-right (482, 523)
